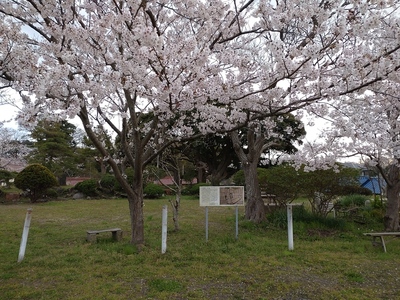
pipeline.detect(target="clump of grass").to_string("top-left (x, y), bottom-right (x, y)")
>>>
top-left (345, 272), bottom-right (365, 283)
top-left (149, 278), bottom-right (183, 292)
top-left (267, 205), bottom-right (347, 231)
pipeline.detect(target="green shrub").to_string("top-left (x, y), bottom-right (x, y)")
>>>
top-left (99, 174), bottom-right (117, 193)
top-left (367, 209), bottom-right (385, 222)
top-left (339, 194), bottom-right (369, 207)
top-left (232, 169), bottom-right (268, 186)
top-left (184, 183), bottom-right (210, 196)
top-left (372, 196), bottom-right (385, 209)
top-left (45, 188), bottom-right (58, 199)
top-left (114, 168), bottom-right (134, 192)
top-left (55, 186), bottom-right (71, 197)
top-left (144, 183), bottom-right (164, 199)
top-left (0, 170), bottom-right (13, 185)
top-left (14, 164), bottom-right (58, 203)
top-left (232, 170), bottom-right (245, 186)
top-left (75, 179), bottom-right (98, 196)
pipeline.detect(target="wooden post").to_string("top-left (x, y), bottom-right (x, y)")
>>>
top-left (18, 208), bottom-right (33, 263)
top-left (161, 205), bottom-right (168, 254)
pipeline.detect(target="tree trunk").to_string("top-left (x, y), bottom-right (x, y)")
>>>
top-left (100, 159), bottom-right (107, 175)
top-left (230, 130), bottom-right (266, 223)
top-left (30, 190), bottom-right (38, 203)
top-left (243, 162), bottom-right (266, 222)
top-left (197, 163), bottom-right (207, 183)
top-left (209, 176), bottom-right (220, 186)
top-left (384, 164), bottom-right (400, 231)
top-left (171, 192), bottom-right (181, 231)
top-left (208, 153), bottom-right (235, 185)
top-left (79, 107), bottom-right (146, 246)
top-left (129, 174), bottom-right (145, 246)
top-left (209, 165), bottom-right (228, 185)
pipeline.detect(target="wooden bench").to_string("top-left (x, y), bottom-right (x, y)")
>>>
top-left (261, 192), bottom-right (277, 205)
top-left (86, 228), bottom-right (122, 242)
top-left (363, 232), bottom-right (400, 252)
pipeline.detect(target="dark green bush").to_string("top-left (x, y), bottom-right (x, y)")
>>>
top-left (14, 163), bottom-right (58, 203)
top-left (75, 179), bottom-right (98, 196)
top-left (144, 183), bottom-right (164, 199)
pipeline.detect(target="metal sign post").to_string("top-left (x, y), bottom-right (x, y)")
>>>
top-left (200, 186), bottom-right (244, 242)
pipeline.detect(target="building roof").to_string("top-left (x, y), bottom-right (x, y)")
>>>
top-left (1, 160), bottom-right (27, 172)
top-left (154, 176), bottom-right (197, 186)
top-left (359, 176), bottom-right (385, 194)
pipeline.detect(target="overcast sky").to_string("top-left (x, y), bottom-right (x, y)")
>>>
top-left (0, 103), bottom-right (19, 128)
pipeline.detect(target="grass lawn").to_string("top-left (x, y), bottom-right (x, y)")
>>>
top-left (1, 197), bottom-right (399, 299)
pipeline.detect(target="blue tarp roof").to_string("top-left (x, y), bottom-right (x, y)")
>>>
top-left (359, 176), bottom-right (385, 194)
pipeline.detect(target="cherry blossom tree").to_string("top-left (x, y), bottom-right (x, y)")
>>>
top-left (1, 1), bottom-right (399, 244)
top-left (300, 82), bottom-right (400, 231)
top-left (0, 124), bottom-right (30, 171)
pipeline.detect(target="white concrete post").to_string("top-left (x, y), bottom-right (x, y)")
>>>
top-left (235, 206), bottom-right (239, 240)
top-left (18, 208), bottom-right (33, 262)
top-left (287, 204), bottom-right (294, 251)
top-left (161, 205), bottom-right (168, 254)
top-left (205, 206), bottom-right (209, 242)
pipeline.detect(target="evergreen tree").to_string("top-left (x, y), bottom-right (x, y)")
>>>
top-left (27, 120), bottom-right (77, 184)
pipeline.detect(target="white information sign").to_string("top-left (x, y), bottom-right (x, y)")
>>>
top-left (199, 186), bottom-right (244, 206)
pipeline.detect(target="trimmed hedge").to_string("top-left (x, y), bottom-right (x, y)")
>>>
top-left (14, 164), bottom-right (58, 203)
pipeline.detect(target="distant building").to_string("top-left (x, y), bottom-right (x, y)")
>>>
top-left (66, 177), bottom-right (91, 186)
top-left (358, 175), bottom-right (386, 195)
top-left (1, 160), bottom-right (27, 172)
top-left (343, 162), bottom-right (386, 195)
top-left (154, 176), bottom-right (197, 186)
